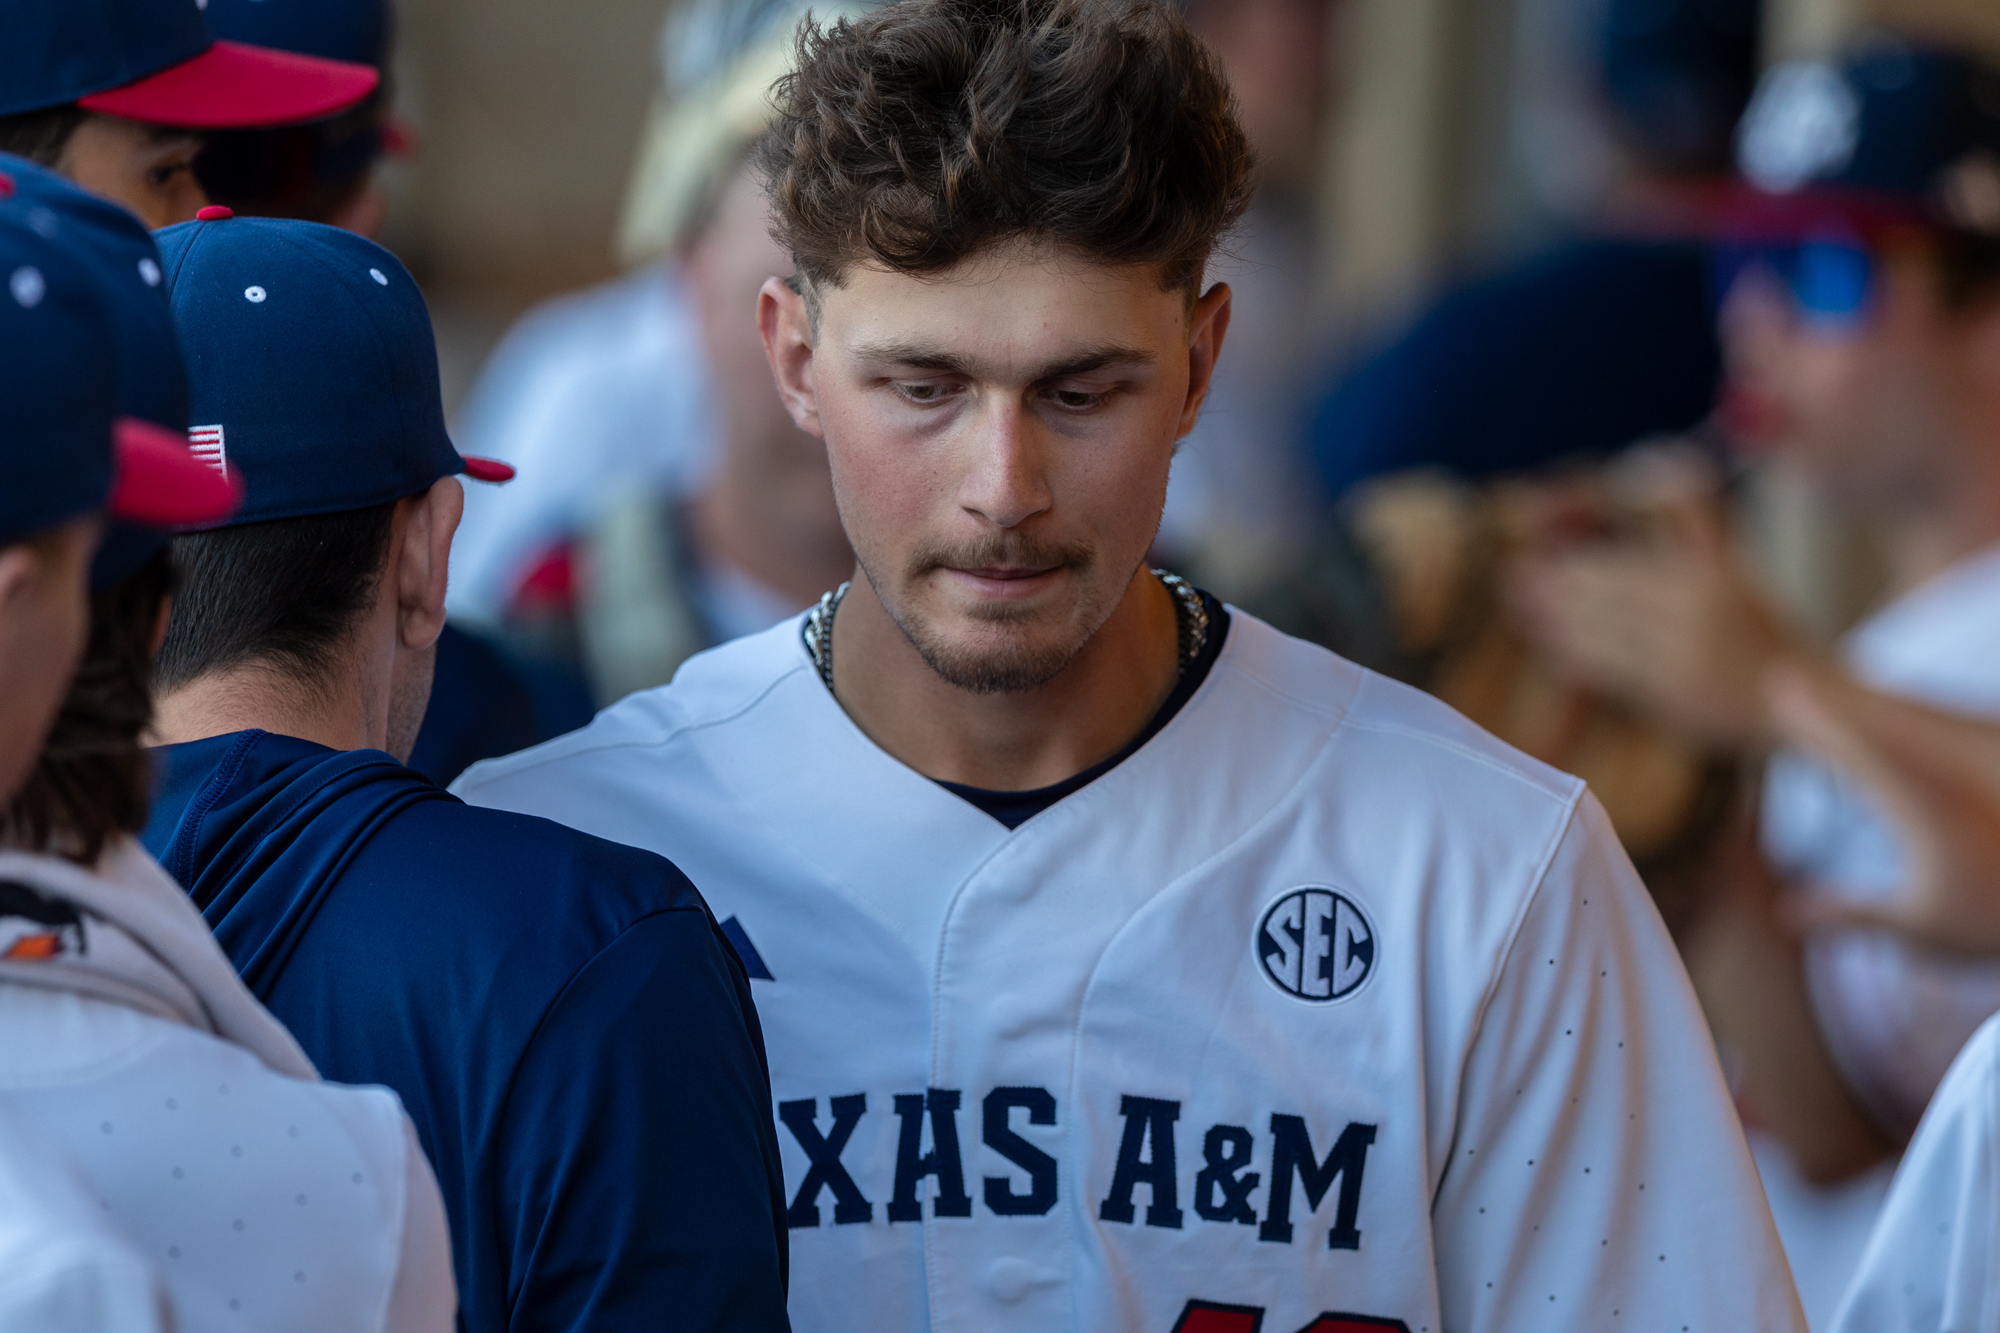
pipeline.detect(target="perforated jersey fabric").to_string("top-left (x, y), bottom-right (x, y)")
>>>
top-left (0, 840), bottom-right (454, 1333)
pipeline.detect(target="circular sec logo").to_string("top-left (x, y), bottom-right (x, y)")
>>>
top-left (1256, 887), bottom-right (1376, 1002)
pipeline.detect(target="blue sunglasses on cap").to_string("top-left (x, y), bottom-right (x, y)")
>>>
top-left (1712, 235), bottom-right (1875, 328)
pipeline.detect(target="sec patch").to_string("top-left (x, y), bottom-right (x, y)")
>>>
top-left (1256, 887), bottom-right (1375, 1003)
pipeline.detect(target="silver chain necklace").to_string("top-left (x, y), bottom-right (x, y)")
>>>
top-left (804, 569), bottom-right (1207, 692)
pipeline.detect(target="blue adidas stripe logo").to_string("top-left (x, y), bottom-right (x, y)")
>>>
top-left (719, 915), bottom-right (774, 980)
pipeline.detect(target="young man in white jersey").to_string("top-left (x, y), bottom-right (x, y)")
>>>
top-left (454, 2), bottom-right (1805, 1329)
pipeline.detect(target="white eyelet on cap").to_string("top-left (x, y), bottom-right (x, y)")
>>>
top-left (10, 266), bottom-right (44, 308)
top-left (368, 268), bottom-right (388, 285)
top-left (138, 257), bottom-right (161, 287)
top-left (244, 286), bottom-right (267, 303)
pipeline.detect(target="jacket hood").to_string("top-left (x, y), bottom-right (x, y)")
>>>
top-left (145, 729), bottom-right (449, 998)
top-left (0, 838), bottom-right (315, 1078)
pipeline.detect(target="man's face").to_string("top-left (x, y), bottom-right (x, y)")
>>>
top-left (764, 240), bottom-right (1229, 693)
top-left (0, 516), bottom-right (99, 805)
top-left (58, 114), bottom-right (209, 229)
top-left (1720, 242), bottom-right (1970, 515)
top-left (686, 162), bottom-right (848, 571)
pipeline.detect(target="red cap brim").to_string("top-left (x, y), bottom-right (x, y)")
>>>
top-left (462, 455), bottom-right (516, 483)
top-left (108, 418), bottom-right (242, 528)
top-left (1695, 181), bottom-right (1935, 244)
top-left (77, 40), bottom-right (379, 131)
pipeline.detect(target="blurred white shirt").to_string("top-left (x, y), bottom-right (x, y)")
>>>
top-left (1756, 542), bottom-right (2000, 1328)
top-left (1764, 541), bottom-right (2000, 1135)
top-left (447, 262), bottom-right (718, 625)
top-left (1831, 1010), bottom-right (2000, 1331)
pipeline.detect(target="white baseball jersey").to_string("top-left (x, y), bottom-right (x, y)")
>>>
top-left (1831, 1010), bottom-right (2000, 1332)
top-left (454, 611), bottom-right (1805, 1333)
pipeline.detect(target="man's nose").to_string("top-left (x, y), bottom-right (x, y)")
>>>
top-left (956, 398), bottom-right (1052, 529)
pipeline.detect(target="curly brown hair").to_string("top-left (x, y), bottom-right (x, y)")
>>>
top-left (755, 0), bottom-right (1255, 304)
top-left (1, 548), bottom-right (175, 865)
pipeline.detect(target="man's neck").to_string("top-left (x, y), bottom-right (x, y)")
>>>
top-left (151, 659), bottom-right (387, 757)
top-left (827, 567), bottom-right (1182, 791)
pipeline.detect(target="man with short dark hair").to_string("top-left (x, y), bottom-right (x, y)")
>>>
top-left (141, 213), bottom-right (792, 1333)
top-left (0, 165), bottom-right (247, 1332)
top-left (455, 3), bottom-right (1805, 1330)
top-left (1, 0), bottom-right (377, 227)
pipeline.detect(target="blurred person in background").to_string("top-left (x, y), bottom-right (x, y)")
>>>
top-left (1300, 0), bottom-right (1758, 512)
top-left (0, 168), bottom-right (456, 1333)
top-left (143, 213), bottom-right (791, 1333)
top-left (169, 0), bottom-right (571, 786)
top-left (193, 0), bottom-right (400, 237)
top-left (1748, 669), bottom-right (2000, 1327)
top-left (448, 0), bottom-right (855, 709)
top-left (0, 0), bottom-right (378, 228)
top-left (1513, 37), bottom-right (2000, 1327)
top-left (1156, 0), bottom-right (1345, 600)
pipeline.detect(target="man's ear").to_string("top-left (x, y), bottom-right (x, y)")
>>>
top-left (760, 275), bottom-right (824, 438)
top-left (1177, 281), bottom-right (1233, 439)
top-left (0, 545), bottom-right (40, 617)
top-left (393, 477), bottom-right (463, 652)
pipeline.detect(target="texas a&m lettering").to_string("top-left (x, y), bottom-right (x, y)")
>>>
top-left (776, 1088), bottom-right (1378, 1251)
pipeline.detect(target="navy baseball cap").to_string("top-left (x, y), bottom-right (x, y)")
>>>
top-left (202, 0), bottom-right (389, 69)
top-left (0, 155), bottom-right (188, 431)
top-left (155, 211), bottom-right (513, 528)
top-left (5, 0), bottom-right (379, 128)
top-left (1600, 0), bottom-right (1763, 176)
top-left (1730, 37), bottom-right (2000, 239)
top-left (0, 155), bottom-right (216, 584)
top-left (0, 210), bottom-right (236, 547)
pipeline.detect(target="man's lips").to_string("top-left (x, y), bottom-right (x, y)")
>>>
top-left (940, 564), bottom-right (1067, 597)
top-left (957, 566), bottom-right (1057, 580)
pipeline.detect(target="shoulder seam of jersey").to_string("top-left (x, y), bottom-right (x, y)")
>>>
top-left (1339, 711), bottom-right (1584, 805)
top-left (456, 655), bottom-right (811, 795)
top-left (1317, 667), bottom-right (1584, 806)
top-left (1211, 645), bottom-right (1363, 727)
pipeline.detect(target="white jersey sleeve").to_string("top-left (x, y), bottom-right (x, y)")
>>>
top-left (385, 1116), bottom-right (457, 1333)
top-left (1830, 1012), bottom-right (2000, 1333)
top-left (1434, 794), bottom-right (1807, 1329)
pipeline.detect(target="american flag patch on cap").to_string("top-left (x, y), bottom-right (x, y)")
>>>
top-left (188, 424), bottom-right (226, 478)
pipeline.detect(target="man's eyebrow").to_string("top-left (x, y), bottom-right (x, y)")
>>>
top-left (849, 341), bottom-right (1157, 380)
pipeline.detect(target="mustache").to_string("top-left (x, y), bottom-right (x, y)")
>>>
top-left (907, 533), bottom-right (1094, 577)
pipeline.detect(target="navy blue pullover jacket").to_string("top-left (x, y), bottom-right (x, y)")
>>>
top-left (143, 730), bottom-right (791, 1333)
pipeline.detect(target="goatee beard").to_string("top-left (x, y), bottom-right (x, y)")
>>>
top-left (869, 534), bottom-right (1110, 696)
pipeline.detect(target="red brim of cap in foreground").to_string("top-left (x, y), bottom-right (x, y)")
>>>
top-left (77, 40), bottom-right (379, 131)
top-left (1693, 180), bottom-right (1935, 244)
top-left (462, 456), bottom-right (516, 483)
top-left (108, 418), bottom-right (242, 528)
